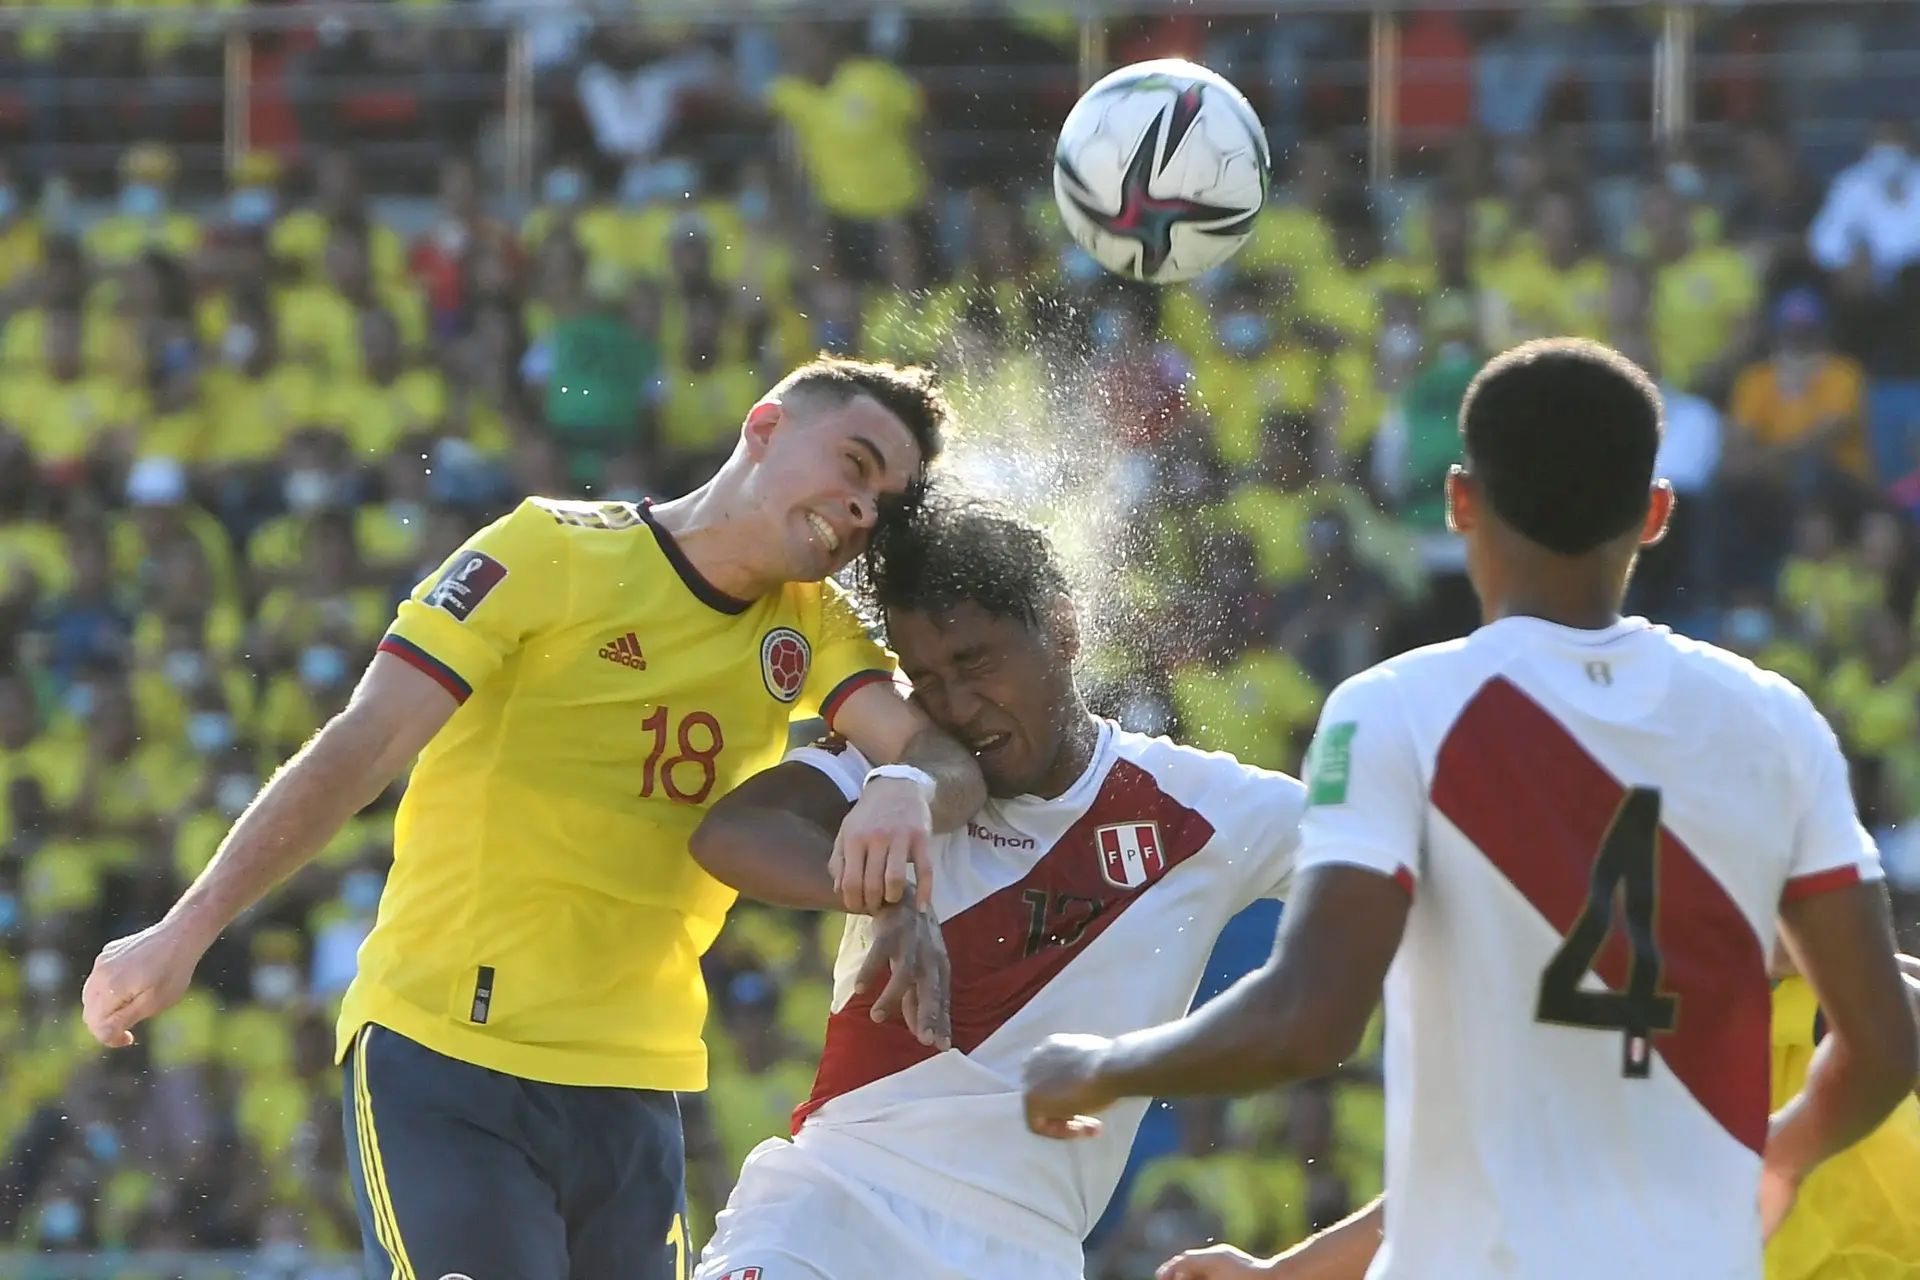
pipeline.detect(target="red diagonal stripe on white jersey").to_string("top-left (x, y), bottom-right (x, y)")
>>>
top-left (794, 757), bottom-right (1216, 1132)
top-left (1431, 677), bottom-right (1771, 1154)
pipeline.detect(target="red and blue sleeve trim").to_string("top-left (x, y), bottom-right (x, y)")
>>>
top-left (378, 634), bottom-right (473, 703)
top-left (821, 669), bottom-right (893, 728)
top-left (1781, 864), bottom-right (1863, 905)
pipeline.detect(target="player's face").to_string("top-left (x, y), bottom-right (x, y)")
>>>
top-left (747, 394), bottom-right (923, 582)
top-left (889, 601), bottom-right (1077, 799)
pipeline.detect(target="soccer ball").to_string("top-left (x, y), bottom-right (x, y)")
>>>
top-left (1053, 59), bottom-right (1270, 285)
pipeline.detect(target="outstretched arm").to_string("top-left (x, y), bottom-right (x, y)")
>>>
top-left (1024, 866), bottom-right (1408, 1135)
top-left (1026, 666), bottom-right (1421, 1135)
top-left (82, 653), bottom-right (457, 1046)
top-left (1159, 1196), bottom-right (1385, 1280)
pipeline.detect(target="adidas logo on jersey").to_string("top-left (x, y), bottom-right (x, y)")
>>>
top-left (599, 632), bottom-right (647, 670)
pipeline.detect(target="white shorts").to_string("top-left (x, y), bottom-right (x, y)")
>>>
top-left (695, 1139), bottom-right (1084, 1280)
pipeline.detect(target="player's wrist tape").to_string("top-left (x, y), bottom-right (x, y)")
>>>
top-left (865, 763), bottom-right (937, 806)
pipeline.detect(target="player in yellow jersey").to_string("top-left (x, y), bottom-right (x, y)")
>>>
top-left (80, 357), bottom-right (989, 1280)
top-left (1151, 953), bottom-right (1920, 1280)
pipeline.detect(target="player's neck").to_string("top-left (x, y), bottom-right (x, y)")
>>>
top-left (648, 486), bottom-right (784, 601)
top-left (1486, 581), bottom-right (1625, 633)
top-left (1031, 709), bottom-right (1099, 800)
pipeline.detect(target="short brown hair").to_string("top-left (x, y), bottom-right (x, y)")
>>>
top-left (773, 356), bottom-right (953, 471)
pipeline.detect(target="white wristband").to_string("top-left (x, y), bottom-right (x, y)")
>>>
top-left (864, 763), bottom-right (937, 805)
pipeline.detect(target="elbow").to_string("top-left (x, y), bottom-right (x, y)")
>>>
top-left (1842, 1017), bottom-right (1920, 1113)
top-left (1256, 1000), bottom-right (1371, 1083)
top-left (1264, 1030), bottom-right (1360, 1084)
top-left (687, 809), bottom-right (752, 885)
top-left (1891, 1020), bottom-right (1920, 1105)
top-left (686, 815), bottom-right (727, 877)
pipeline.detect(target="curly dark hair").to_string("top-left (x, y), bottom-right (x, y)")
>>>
top-left (860, 484), bottom-right (1069, 638)
top-left (1461, 337), bottom-right (1663, 557)
top-left (774, 356), bottom-right (954, 472)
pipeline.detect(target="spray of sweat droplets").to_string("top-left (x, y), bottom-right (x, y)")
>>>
top-left (872, 289), bottom-right (1191, 732)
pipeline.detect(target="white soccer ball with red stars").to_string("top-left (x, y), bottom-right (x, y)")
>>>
top-left (1053, 59), bottom-right (1270, 285)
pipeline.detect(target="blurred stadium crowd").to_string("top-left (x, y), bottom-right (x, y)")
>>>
top-left (2, 2), bottom-right (1920, 1275)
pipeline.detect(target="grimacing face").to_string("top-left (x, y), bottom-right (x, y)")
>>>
top-left (744, 393), bottom-right (923, 582)
top-left (888, 600), bottom-right (1078, 799)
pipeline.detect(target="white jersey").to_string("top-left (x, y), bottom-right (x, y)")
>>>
top-left (776, 720), bottom-right (1301, 1260)
top-left (1296, 616), bottom-right (1883, 1280)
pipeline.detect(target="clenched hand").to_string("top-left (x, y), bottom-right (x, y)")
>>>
top-left (1022, 1032), bottom-right (1120, 1140)
top-left (82, 919), bottom-right (207, 1048)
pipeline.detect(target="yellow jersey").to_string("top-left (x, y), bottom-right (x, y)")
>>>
top-left (1766, 976), bottom-right (1920, 1280)
top-left (337, 497), bottom-right (894, 1090)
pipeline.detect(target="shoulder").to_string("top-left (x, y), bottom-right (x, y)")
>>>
top-left (1348, 637), bottom-right (1475, 704)
top-left (1113, 726), bottom-right (1306, 822)
top-left (523, 496), bottom-right (649, 533)
top-left (497, 497), bottom-right (658, 572)
top-left (784, 572), bottom-right (884, 639)
top-left (1664, 631), bottom-right (1829, 742)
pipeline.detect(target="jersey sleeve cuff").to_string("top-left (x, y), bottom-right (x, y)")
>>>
top-left (782, 743), bottom-right (872, 802)
top-left (820, 669), bottom-right (894, 727)
top-left (378, 634), bottom-right (473, 703)
top-left (1781, 861), bottom-right (1879, 905)
top-left (1298, 850), bottom-right (1418, 899)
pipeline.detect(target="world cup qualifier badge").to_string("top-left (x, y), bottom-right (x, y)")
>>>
top-left (423, 550), bottom-right (508, 622)
top-left (761, 628), bottom-right (811, 703)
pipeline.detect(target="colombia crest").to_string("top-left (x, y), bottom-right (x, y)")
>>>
top-left (761, 628), bottom-right (811, 703)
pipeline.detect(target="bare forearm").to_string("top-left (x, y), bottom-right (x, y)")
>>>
top-left (1271, 1196), bottom-right (1384, 1279)
top-left (900, 726), bottom-right (985, 832)
top-left (690, 811), bottom-right (842, 912)
top-left (166, 715), bottom-right (404, 949)
top-left (1770, 1031), bottom-right (1917, 1176)
top-left (1098, 966), bottom-right (1341, 1100)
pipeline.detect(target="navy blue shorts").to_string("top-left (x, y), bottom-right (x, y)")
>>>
top-left (342, 1023), bottom-right (690, 1280)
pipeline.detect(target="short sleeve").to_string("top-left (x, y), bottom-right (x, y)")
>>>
top-left (1782, 685), bottom-right (1884, 904)
top-left (378, 500), bottom-right (571, 703)
top-left (783, 735), bottom-right (874, 804)
top-left (1244, 770), bottom-right (1307, 902)
top-left (1295, 666), bottom-right (1426, 895)
top-left (792, 576), bottom-right (897, 728)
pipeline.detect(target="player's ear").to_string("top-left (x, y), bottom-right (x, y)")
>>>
top-left (1639, 480), bottom-right (1674, 548)
top-left (742, 399), bottom-right (783, 460)
top-left (1444, 465), bottom-right (1477, 535)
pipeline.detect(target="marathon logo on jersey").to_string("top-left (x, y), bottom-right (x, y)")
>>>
top-left (424, 551), bottom-right (508, 622)
top-left (968, 820), bottom-right (1037, 850)
top-left (716, 1270), bottom-right (762, 1280)
top-left (761, 627), bottom-right (811, 703)
top-left (1096, 821), bottom-right (1165, 890)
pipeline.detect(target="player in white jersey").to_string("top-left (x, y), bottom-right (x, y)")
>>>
top-left (684, 490), bottom-right (1306, 1280)
top-left (1023, 338), bottom-right (1920, 1280)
